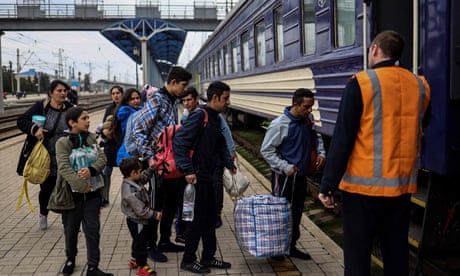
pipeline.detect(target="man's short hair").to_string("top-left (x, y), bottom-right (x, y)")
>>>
top-left (207, 81), bottom-right (230, 101)
top-left (292, 88), bottom-right (314, 105)
top-left (182, 86), bottom-right (199, 99)
top-left (119, 157), bottom-right (142, 178)
top-left (167, 66), bottom-right (192, 84)
top-left (372, 30), bottom-right (404, 60)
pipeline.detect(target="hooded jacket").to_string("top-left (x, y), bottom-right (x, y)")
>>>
top-left (261, 107), bottom-right (325, 176)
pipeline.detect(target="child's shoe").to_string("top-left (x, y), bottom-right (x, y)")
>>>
top-left (128, 259), bottom-right (138, 269)
top-left (136, 265), bottom-right (156, 276)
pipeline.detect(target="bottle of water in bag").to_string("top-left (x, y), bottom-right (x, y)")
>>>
top-left (182, 183), bottom-right (195, 221)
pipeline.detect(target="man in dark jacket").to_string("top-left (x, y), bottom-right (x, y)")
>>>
top-left (173, 81), bottom-right (236, 274)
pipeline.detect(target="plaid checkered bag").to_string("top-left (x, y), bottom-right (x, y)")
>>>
top-left (234, 194), bottom-right (292, 257)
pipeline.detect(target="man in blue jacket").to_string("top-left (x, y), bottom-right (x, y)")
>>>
top-left (260, 88), bottom-right (326, 260)
top-left (173, 81), bottom-right (236, 274)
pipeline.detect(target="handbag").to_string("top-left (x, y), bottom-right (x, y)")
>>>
top-left (16, 139), bottom-right (51, 211)
top-left (222, 157), bottom-right (249, 197)
top-left (17, 107), bottom-right (62, 176)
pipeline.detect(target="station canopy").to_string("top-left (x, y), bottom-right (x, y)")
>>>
top-left (101, 18), bottom-right (186, 77)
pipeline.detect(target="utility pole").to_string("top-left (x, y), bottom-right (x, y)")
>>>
top-left (58, 48), bottom-right (64, 79)
top-left (0, 31), bottom-right (4, 114)
top-left (9, 61), bottom-right (14, 94)
top-left (85, 62), bottom-right (93, 83)
top-left (16, 48), bottom-right (21, 94)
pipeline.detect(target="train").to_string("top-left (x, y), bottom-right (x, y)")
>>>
top-left (186, 0), bottom-right (460, 274)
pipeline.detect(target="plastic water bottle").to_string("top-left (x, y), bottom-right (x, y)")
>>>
top-left (182, 183), bottom-right (195, 221)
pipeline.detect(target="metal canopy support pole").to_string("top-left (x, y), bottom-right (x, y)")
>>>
top-left (141, 38), bottom-right (148, 87)
top-left (101, 18), bottom-right (185, 88)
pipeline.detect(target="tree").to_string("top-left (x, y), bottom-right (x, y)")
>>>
top-left (2, 65), bottom-right (13, 93)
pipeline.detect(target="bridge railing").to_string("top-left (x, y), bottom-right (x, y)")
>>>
top-left (0, 2), bottom-right (233, 20)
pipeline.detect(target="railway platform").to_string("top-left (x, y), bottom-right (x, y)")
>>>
top-left (0, 110), bottom-right (344, 275)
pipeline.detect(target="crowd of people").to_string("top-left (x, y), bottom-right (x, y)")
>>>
top-left (15, 30), bottom-right (431, 276)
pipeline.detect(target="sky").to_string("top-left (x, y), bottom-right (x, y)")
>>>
top-left (0, 0), bottom-right (229, 85)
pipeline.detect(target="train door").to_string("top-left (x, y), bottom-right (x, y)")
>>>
top-left (368, 0), bottom-right (414, 70)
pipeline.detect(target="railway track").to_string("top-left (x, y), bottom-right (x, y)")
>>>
top-left (0, 93), bottom-right (110, 141)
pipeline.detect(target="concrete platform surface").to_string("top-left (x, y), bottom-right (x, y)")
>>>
top-left (0, 110), bottom-right (343, 275)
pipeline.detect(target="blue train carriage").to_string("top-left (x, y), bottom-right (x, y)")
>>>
top-left (186, 0), bottom-right (460, 274)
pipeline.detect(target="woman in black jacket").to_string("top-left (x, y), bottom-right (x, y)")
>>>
top-left (100, 85), bottom-right (123, 206)
top-left (17, 79), bottom-right (73, 230)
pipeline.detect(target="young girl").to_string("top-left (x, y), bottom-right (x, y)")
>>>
top-left (114, 88), bottom-right (142, 165)
top-left (51, 107), bottom-right (112, 276)
top-left (120, 157), bottom-right (161, 276)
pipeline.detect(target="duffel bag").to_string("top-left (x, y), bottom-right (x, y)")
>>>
top-left (234, 194), bottom-right (292, 257)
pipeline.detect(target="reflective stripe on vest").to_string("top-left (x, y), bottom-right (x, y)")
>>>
top-left (341, 69), bottom-right (427, 196)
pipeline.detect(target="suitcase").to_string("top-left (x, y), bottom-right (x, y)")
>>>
top-left (234, 194), bottom-right (292, 257)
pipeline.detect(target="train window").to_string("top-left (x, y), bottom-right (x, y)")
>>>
top-left (241, 31), bottom-right (250, 71)
top-left (255, 20), bottom-right (266, 67)
top-left (214, 53), bottom-right (219, 77)
top-left (209, 55), bottom-right (215, 78)
top-left (217, 52), bottom-right (221, 76)
top-left (231, 39), bottom-right (238, 73)
top-left (205, 59), bottom-right (209, 79)
top-left (302, 0), bottom-right (316, 55)
top-left (334, 0), bottom-right (355, 47)
top-left (223, 46), bottom-right (229, 75)
top-left (274, 6), bottom-right (284, 62)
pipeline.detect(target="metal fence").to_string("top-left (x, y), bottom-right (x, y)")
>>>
top-left (0, 1), bottom-right (238, 20)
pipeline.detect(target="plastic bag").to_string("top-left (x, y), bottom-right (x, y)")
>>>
top-left (223, 157), bottom-right (249, 197)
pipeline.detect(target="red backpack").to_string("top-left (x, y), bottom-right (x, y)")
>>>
top-left (153, 108), bottom-right (208, 179)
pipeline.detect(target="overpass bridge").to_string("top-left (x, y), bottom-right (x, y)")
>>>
top-left (0, 1), bottom-right (235, 31)
top-left (0, 1), bottom-right (237, 112)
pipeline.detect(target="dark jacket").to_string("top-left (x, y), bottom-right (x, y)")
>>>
top-left (101, 102), bottom-right (122, 167)
top-left (16, 99), bottom-right (73, 176)
top-left (173, 106), bottom-right (235, 181)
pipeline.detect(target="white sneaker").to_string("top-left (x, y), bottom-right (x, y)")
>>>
top-left (39, 214), bottom-right (47, 230)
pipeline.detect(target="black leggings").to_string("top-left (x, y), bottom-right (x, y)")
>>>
top-left (39, 175), bottom-right (57, 216)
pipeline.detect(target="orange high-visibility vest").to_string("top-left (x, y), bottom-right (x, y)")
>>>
top-left (339, 66), bottom-right (431, 197)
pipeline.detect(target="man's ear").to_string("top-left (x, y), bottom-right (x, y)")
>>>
top-left (209, 94), bottom-right (217, 102)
